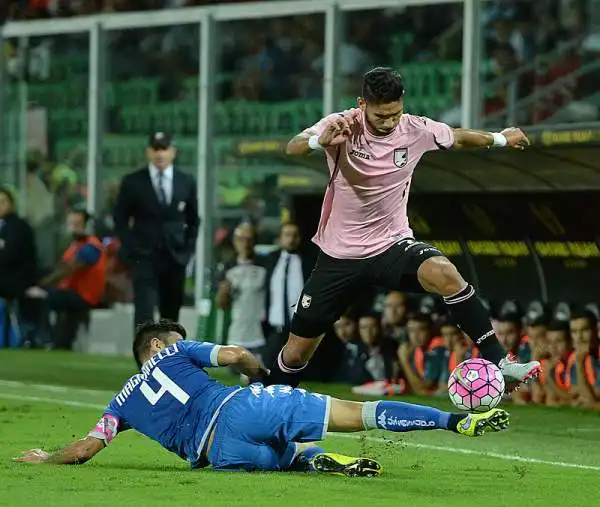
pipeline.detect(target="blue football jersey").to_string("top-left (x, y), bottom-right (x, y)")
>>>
top-left (89, 341), bottom-right (241, 468)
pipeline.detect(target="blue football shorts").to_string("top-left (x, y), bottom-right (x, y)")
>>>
top-left (207, 384), bottom-right (331, 471)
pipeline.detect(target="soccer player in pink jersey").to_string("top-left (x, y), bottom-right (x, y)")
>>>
top-left (264, 67), bottom-right (541, 389)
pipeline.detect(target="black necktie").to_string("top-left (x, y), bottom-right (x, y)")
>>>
top-left (157, 172), bottom-right (167, 206)
top-left (283, 254), bottom-right (291, 329)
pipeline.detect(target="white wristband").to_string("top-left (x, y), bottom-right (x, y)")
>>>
top-left (491, 132), bottom-right (507, 147)
top-left (308, 135), bottom-right (324, 151)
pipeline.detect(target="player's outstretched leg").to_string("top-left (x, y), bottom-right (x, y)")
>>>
top-left (328, 398), bottom-right (509, 438)
top-left (416, 256), bottom-right (541, 385)
top-left (283, 443), bottom-right (381, 478)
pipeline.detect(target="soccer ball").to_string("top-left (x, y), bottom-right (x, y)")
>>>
top-left (448, 358), bottom-right (505, 412)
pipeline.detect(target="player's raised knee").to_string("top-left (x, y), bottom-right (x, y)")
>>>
top-left (417, 257), bottom-right (465, 296)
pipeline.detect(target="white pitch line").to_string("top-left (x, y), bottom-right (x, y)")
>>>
top-left (0, 393), bottom-right (105, 410)
top-left (1, 385), bottom-right (599, 472)
top-left (330, 433), bottom-right (600, 471)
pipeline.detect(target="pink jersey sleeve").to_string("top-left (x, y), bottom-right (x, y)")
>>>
top-left (88, 413), bottom-right (120, 445)
top-left (302, 108), bottom-right (361, 137)
top-left (407, 115), bottom-right (455, 151)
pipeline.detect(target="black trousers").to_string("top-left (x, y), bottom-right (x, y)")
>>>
top-left (132, 250), bottom-right (187, 327)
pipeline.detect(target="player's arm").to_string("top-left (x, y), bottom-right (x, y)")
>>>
top-left (14, 437), bottom-right (104, 465)
top-left (13, 412), bottom-right (121, 465)
top-left (451, 127), bottom-right (530, 150)
top-left (182, 341), bottom-right (269, 383)
top-left (38, 243), bottom-right (102, 287)
top-left (216, 345), bottom-right (269, 382)
top-left (286, 110), bottom-right (360, 156)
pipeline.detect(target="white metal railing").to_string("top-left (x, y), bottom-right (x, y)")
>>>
top-left (0, 0), bottom-right (479, 308)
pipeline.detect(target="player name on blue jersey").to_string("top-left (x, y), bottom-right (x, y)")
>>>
top-left (115, 343), bottom-right (181, 406)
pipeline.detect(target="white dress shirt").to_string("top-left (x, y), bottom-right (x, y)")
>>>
top-left (149, 164), bottom-right (174, 205)
top-left (268, 250), bottom-right (304, 327)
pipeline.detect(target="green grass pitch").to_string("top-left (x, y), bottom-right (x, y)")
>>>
top-left (1, 350), bottom-right (599, 507)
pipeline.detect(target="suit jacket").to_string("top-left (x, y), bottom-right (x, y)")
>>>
top-left (113, 166), bottom-right (200, 266)
top-left (0, 213), bottom-right (38, 298)
top-left (264, 249), bottom-right (314, 329)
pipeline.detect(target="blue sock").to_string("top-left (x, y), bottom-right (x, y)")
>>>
top-left (280, 444), bottom-right (326, 472)
top-left (361, 401), bottom-right (450, 432)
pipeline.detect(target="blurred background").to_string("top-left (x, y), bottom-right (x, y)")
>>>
top-left (1, 0), bottom-right (600, 408)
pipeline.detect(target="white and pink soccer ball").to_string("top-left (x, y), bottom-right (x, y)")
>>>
top-left (448, 358), bottom-right (505, 412)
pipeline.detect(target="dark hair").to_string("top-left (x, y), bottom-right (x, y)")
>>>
top-left (0, 186), bottom-right (15, 206)
top-left (437, 314), bottom-right (459, 329)
top-left (546, 319), bottom-right (570, 334)
top-left (407, 311), bottom-right (431, 326)
top-left (133, 319), bottom-right (187, 369)
top-left (362, 67), bottom-right (404, 104)
top-left (496, 312), bottom-right (522, 327)
top-left (359, 312), bottom-right (382, 323)
top-left (570, 309), bottom-right (599, 329)
top-left (68, 203), bottom-right (92, 225)
top-left (280, 221), bottom-right (299, 233)
top-left (527, 315), bottom-right (549, 327)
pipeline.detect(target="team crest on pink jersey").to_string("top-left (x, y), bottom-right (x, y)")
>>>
top-left (394, 148), bottom-right (408, 168)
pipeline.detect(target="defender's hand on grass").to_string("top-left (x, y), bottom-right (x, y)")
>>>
top-left (14, 449), bottom-right (49, 463)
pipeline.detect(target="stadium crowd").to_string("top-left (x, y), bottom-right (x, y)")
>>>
top-left (3, 0), bottom-right (597, 121)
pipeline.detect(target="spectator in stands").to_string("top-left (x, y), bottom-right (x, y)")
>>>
top-left (0, 186), bottom-right (37, 302)
top-left (216, 223), bottom-right (266, 362)
top-left (262, 222), bottom-right (313, 368)
top-left (568, 310), bottom-right (600, 407)
top-left (351, 313), bottom-right (405, 396)
top-left (525, 315), bottom-right (549, 361)
top-left (357, 313), bottom-right (386, 382)
top-left (524, 315), bottom-right (549, 404)
top-left (495, 312), bottom-right (531, 362)
top-left (381, 290), bottom-right (408, 344)
top-left (333, 310), bottom-right (371, 386)
top-left (25, 206), bottom-right (107, 349)
top-left (540, 319), bottom-right (573, 406)
top-left (25, 158), bottom-right (57, 270)
top-left (440, 317), bottom-right (479, 376)
top-left (495, 312), bottom-right (530, 404)
top-left (397, 312), bottom-right (448, 396)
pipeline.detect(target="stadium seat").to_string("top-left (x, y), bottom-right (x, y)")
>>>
top-left (499, 300), bottom-right (522, 317)
top-left (525, 300), bottom-right (546, 322)
top-left (553, 302), bottom-right (571, 321)
top-left (585, 303), bottom-right (599, 319)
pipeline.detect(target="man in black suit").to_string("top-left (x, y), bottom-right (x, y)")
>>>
top-left (113, 132), bottom-right (200, 327)
top-left (262, 223), bottom-right (314, 366)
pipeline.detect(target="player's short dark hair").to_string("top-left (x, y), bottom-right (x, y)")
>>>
top-left (133, 319), bottom-right (187, 369)
top-left (407, 312), bottom-right (431, 326)
top-left (362, 67), bottom-right (404, 104)
top-left (496, 312), bottom-right (522, 327)
top-left (546, 319), bottom-right (570, 334)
